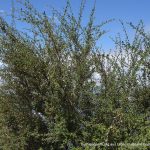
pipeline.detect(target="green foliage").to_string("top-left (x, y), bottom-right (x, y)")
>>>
top-left (0, 0), bottom-right (149, 149)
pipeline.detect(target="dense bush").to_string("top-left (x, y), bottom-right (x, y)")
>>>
top-left (0, 1), bottom-right (149, 149)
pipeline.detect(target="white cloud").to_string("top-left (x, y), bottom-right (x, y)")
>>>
top-left (91, 72), bottom-right (101, 86)
top-left (145, 24), bottom-right (150, 33)
top-left (0, 10), bottom-right (5, 14)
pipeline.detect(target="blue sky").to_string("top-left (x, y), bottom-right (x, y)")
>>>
top-left (0, 0), bottom-right (150, 50)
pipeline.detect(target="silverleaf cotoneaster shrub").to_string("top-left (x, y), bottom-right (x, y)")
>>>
top-left (0, 0), bottom-right (149, 150)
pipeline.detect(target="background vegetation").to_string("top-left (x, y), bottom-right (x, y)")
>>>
top-left (0, 0), bottom-right (149, 149)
